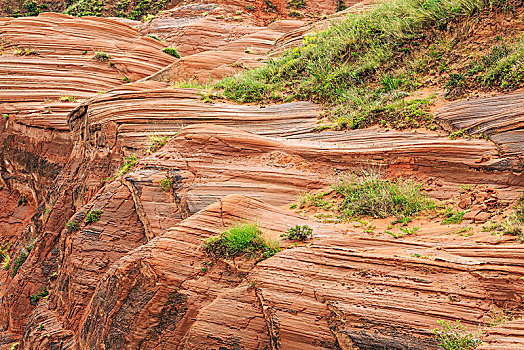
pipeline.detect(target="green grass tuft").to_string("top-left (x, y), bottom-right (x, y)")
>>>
top-left (85, 210), bottom-right (103, 224)
top-left (203, 222), bottom-right (279, 259)
top-left (332, 173), bottom-right (434, 218)
top-left (162, 47), bottom-right (180, 58)
top-left (65, 220), bottom-right (80, 232)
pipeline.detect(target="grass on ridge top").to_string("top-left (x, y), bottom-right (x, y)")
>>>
top-left (214, 0), bottom-right (522, 130)
top-left (203, 222), bottom-right (280, 259)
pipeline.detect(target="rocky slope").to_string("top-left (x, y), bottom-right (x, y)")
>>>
top-left (0, 1), bottom-right (523, 349)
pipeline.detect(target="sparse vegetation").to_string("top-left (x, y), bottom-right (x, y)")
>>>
top-left (265, 0), bottom-right (277, 12)
top-left (85, 209), bottom-right (103, 224)
top-left (442, 209), bottom-right (466, 224)
top-left (93, 51), bottom-right (110, 62)
top-left (203, 222), bottom-right (279, 259)
top-left (475, 36), bottom-right (524, 91)
top-left (332, 173), bottom-right (433, 218)
top-left (13, 47), bottom-right (37, 56)
top-left (449, 129), bottom-right (466, 140)
top-left (433, 320), bottom-right (482, 350)
top-left (281, 225), bottom-right (313, 241)
top-left (482, 193), bottom-right (524, 239)
top-left (288, 0), bottom-right (306, 8)
top-left (65, 220), bottom-right (80, 233)
top-left (162, 47), bottom-right (180, 58)
top-left (299, 191), bottom-right (332, 209)
top-left (393, 215), bottom-right (412, 226)
top-left (29, 288), bottom-right (49, 305)
top-left (104, 154), bottom-right (138, 183)
top-left (400, 226), bottom-right (419, 236)
top-left (0, 249), bottom-right (10, 271)
top-left (488, 306), bottom-right (516, 327)
top-left (118, 154), bottom-right (137, 176)
top-left (159, 176), bottom-right (173, 192)
top-left (59, 96), bottom-right (77, 102)
top-left (12, 250), bottom-right (29, 276)
top-left (17, 195), bottom-right (28, 206)
top-left (148, 134), bottom-right (173, 154)
top-left (64, 0), bottom-right (170, 19)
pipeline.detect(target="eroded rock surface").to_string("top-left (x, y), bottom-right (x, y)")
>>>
top-left (1, 3), bottom-right (524, 350)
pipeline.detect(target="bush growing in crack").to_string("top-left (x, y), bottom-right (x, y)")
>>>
top-left (85, 210), bottom-right (103, 224)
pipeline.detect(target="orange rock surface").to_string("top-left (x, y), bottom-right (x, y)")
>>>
top-left (1, 2), bottom-right (524, 350)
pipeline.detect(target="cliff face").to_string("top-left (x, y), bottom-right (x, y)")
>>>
top-left (1, 1), bottom-right (524, 350)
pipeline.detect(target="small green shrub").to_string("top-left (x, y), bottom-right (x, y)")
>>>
top-left (299, 192), bottom-right (331, 209)
top-left (399, 226), bottom-right (419, 235)
top-left (433, 320), bottom-right (482, 350)
top-left (246, 4), bottom-right (255, 11)
top-left (281, 225), bottom-right (313, 241)
top-left (393, 215), bottom-right (412, 226)
top-left (0, 249), bottom-right (11, 271)
top-left (482, 194), bottom-right (524, 239)
top-left (203, 222), bottom-right (279, 259)
top-left (65, 220), bottom-right (80, 232)
top-left (265, 0), bottom-right (277, 12)
top-left (159, 176), bottom-right (173, 192)
top-left (442, 209), bottom-right (465, 224)
top-left (29, 288), bottom-right (49, 305)
top-left (59, 96), bottom-right (77, 102)
top-left (449, 129), bottom-right (466, 140)
top-left (332, 174), bottom-right (434, 218)
top-left (516, 193), bottom-right (524, 222)
top-left (17, 195), bottom-right (28, 206)
top-left (12, 251), bottom-right (29, 276)
top-left (118, 154), bottom-right (137, 176)
top-left (480, 37), bottom-right (524, 90)
top-left (93, 51), bottom-right (110, 62)
top-left (288, 0), bottom-right (305, 8)
top-left (143, 13), bottom-right (156, 22)
top-left (289, 10), bottom-right (303, 18)
top-left (148, 134), bottom-right (171, 154)
top-left (162, 47), bottom-right (180, 58)
top-left (85, 210), bottom-right (103, 224)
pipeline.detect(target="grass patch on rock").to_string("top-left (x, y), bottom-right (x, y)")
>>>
top-left (214, 0), bottom-right (521, 130)
top-left (203, 222), bottom-right (280, 259)
top-left (332, 173), bottom-right (434, 219)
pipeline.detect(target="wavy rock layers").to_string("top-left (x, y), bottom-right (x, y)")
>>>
top-left (36, 194), bottom-right (523, 350)
top-left (0, 13), bottom-right (177, 346)
top-left (436, 92), bottom-right (524, 162)
top-left (479, 319), bottom-right (524, 350)
top-left (151, 19), bottom-right (305, 82)
top-left (0, 13), bottom-right (176, 202)
top-left (70, 83), bottom-right (321, 152)
top-left (14, 122), bottom-right (519, 348)
top-left (143, 124), bottom-right (519, 202)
